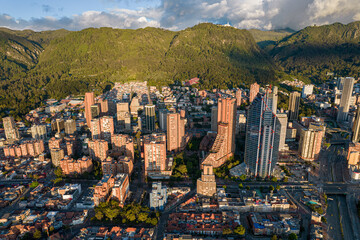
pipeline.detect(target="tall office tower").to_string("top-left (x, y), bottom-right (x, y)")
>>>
top-left (337, 77), bottom-right (346, 90)
top-left (84, 92), bottom-right (95, 127)
top-left (196, 165), bottom-right (216, 197)
top-left (298, 123), bottom-right (326, 161)
top-left (3, 116), bottom-right (20, 140)
top-left (100, 116), bottom-right (114, 142)
top-left (90, 118), bottom-right (101, 139)
top-left (50, 148), bottom-right (65, 167)
top-left (88, 139), bottom-right (109, 161)
top-left (277, 113), bottom-right (288, 151)
top-left (167, 113), bottom-right (186, 152)
top-left (116, 102), bottom-right (130, 127)
top-left (91, 104), bottom-right (100, 119)
top-left (111, 134), bottom-right (134, 159)
top-left (236, 89), bottom-right (242, 107)
top-left (201, 97), bottom-right (236, 168)
top-left (337, 77), bottom-right (355, 122)
top-left (31, 125), bottom-right (47, 140)
top-left (301, 84), bottom-right (314, 98)
top-left (65, 119), bottom-right (77, 135)
top-left (143, 133), bottom-right (167, 176)
top-left (145, 104), bottom-right (155, 132)
top-left (249, 82), bottom-right (260, 103)
top-left (352, 106), bottom-right (360, 143)
top-left (159, 109), bottom-right (169, 131)
top-left (288, 91), bottom-right (301, 121)
top-left (244, 87), bottom-right (281, 178)
top-left (211, 106), bottom-right (218, 132)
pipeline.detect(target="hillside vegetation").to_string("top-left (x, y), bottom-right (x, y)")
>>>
top-left (0, 23), bottom-right (277, 118)
top-left (270, 21), bottom-right (360, 83)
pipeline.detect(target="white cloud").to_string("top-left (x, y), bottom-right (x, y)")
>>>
top-left (0, 0), bottom-right (359, 31)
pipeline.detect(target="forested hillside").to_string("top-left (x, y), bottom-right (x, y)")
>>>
top-left (270, 21), bottom-right (360, 83)
top-left (0, 23), bottom-right (277, 118)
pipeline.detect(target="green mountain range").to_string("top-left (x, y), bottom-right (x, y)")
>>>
top-left (270, 21), bottom-right (360, 83)
top-left (1, 21), bottom-right (360, 118)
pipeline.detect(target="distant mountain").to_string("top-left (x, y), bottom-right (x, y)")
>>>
top-left (270, 21), bottom-right (360, 82)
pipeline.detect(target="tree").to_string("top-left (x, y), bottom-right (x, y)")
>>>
top-left (234, 225), bottom-right (245, 235)
top-left (150, 217), bottom-right (158, 226)
top-left (283, 176), bottom-right (288, 182)
top-left (54, 167), bottom-right (64, 178)
top-left (138, 212), bottom-right (148, 222)
top-left (276, 185), bottom-right (281, 190)
top-left (269, 185), bottom-right (275, 191)
top-left (104, 207), bottom-right (120, 221)
top-left (246, 186), bottom-right (250, 190)
top-left (239, 183), bottom-right (243, 189)
top-left (271, 235), bottom-right (278, 240)
top-left (288, 233), bottom-right (298, 240)
top-left (270, 235), bottom-right (277, 240)
top-left (95, 211), bottom-right (104, 221)
top-left (223, 228), bottom-right (232, 235)
top-left (271, 176), bottom-right (277, 182)
top-left (240, 174), bottom-right (247, 181)
top-left (33, 229), bottom-right (42, 239)
top-left (29, 181), bottom-right (39, 188)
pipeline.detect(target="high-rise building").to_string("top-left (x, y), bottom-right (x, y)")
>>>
top-left (244, 87), bottom-right (281, 178)
top-left (236, 89), bottom-right (242, 107)
top-left (149, 182), bottom-right (167, 211)
top-left (201, 97), bottom-right (236, 168)
top-left (111, 173), bottom-right (129, 207)
top-left (167, 113), bottom-right (186, 153)
top-left (88, 139), bottom-right (109, 161)
top-left (51, 119), bottom-right (65, 133)
top-left (111, 134), bottom-right (134, 159)
top-left (90, 116), bottom-right (115, 142)
top-left (197, 165), bottom-right (216, 197)
top-left (347, 142), bottom-right (360, 166)
top-left (249, 82), bottom-right (260, 103)
top-left (352, 105), bottom-right (360, 143)
top-left (301, 84), bottom-right (314, 98)
top-left (211, 106), bottom-right (218, 132)
top-left (49, 137), bottom-right (62, 150)
top-left (93, 174), bottom-right (115, 206)
top-left (84, 92), bottom-right (95, 127)
top-left (236, 110), bottom-right (246, 135)
top-left (97, 98), bottom-right (109, 115)
top-left (102, 156), bottom-right (133, 176)
top-left (143, 133), bottom-right (168, 176)
top-left (159, 109), bottom-right (169, 131)
top-left (91, 104), bottom-right (100, 119)
top-left (65, 119), bottom-right (77, 135)
top-left (288, 91), bottom-right (301, 121)
top-left (31, 124), bottom-right (47, 140)
top-left (50, 148), bottom-right (65, 167)
top-left (145, 104), bottom-right (155, 132)
top-left (277, 113), bottom-right (288, 151)
top-left (100, 116), bottom-right (114, 142)
top-left (3, 140), bottom-right (45, 158)
top-left (60, 156), bottom-right (93, 175)
top-left (298, 123), bottom-right (326, 161)
top-left (3, 116), bottom-right (20, 140)
top-left (337, 77), bottom-right (355, 122)
top-left (90, 118), bottom-right (101, 139)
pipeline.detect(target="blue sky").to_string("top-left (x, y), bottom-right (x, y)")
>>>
top-left (0, 0), bottom-right (160, 19)
top-left (0, 0), bottom-right (359, 31)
